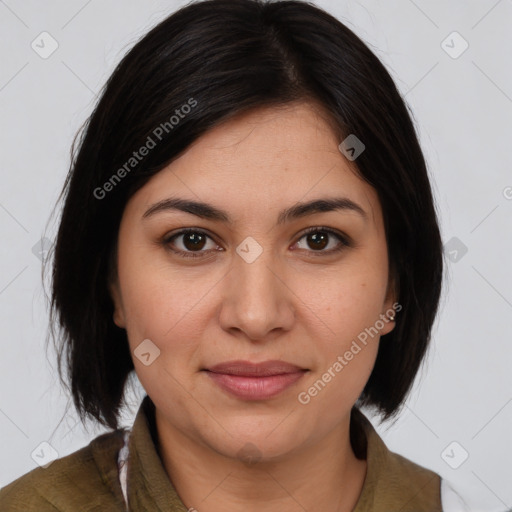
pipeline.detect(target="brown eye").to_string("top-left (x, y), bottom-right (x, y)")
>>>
top-left (294, 227), bottom-right (350, 256)
top-left (163, 226), bottom-right (351, 260)
top-left (164, 229), bottom-right (219, 258)
top-left (181, 232), bottom-right (207, 251)
top-left (305, 231), bottom-right (329, 250)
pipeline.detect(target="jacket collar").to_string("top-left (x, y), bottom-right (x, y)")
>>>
top-left (126, 396), bottom-right (188, 511)
top-left (125, 395), bottom-right (440, 511)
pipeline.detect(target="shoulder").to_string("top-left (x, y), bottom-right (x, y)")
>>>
top-left (367, 447), bottom-right (443, 512)
top-left (351, 408), bottom-right (442, 511)
top-left (381, 446), bottom-right (441, 496)
top-left (0, 429), bottom-right (126, 512)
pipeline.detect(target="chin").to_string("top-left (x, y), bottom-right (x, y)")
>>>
top-left (203, 418), bottom-right (306, 463)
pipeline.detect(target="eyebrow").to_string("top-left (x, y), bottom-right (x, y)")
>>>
top-left (142, 196), bottom-right (368, 224)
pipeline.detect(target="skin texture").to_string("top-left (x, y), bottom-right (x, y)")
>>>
top-left (110, 101), bottom-right (397, 512)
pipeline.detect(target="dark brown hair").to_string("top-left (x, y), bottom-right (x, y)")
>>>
top-left (45, 0), bottom-right (444, 430)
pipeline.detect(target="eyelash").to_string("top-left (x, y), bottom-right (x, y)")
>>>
top-left (162, 226), bottom-right (352, 259)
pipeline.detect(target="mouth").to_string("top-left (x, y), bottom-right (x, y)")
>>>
top-left (201, 360), bottom-right (308, 400)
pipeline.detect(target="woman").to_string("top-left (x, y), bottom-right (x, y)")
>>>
top-left (0, 0), bottom-right (470, 510)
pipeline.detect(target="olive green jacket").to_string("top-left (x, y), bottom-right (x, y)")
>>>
top-left (0, 396), bottom-right (442, 511)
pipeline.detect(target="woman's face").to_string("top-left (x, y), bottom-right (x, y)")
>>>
top-left (110, 102), bottom-right (396, 461)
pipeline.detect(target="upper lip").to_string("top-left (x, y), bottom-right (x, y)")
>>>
top-left (204, 360), bottom-right (306, 377)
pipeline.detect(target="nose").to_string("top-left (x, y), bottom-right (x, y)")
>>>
top-left (218, 242), bottom-right (295, 342)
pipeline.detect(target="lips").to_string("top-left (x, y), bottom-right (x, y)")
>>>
top-left (206, 360), bottom-right (305, 376)
top-left (203, 360), bottom-right (308, 400)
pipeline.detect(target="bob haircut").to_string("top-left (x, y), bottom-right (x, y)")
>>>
top-left (46, 0), bottom-right (444, 431)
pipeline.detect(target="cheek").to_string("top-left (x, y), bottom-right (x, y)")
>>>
top-left (117, 254), bottom-right (197, 338)
top-left (117, 260), bottom-right (219, 384)
top-left (291, 261), bottom-right (385, 401)
top-left (119, 270), bottom-right (201, 398)
top-left (293, 264), bottom-right (387, 342)
top-left (300, 318), bottom-right (380, 416)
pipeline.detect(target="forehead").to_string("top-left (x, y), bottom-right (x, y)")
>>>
top-left (126, 102), bottom-right (380, 228)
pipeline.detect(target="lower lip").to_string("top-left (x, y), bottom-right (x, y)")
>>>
top-left (204, 371), bottom-right (306, 400)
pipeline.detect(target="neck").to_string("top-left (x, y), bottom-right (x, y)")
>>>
top-left (154, 410), bottom-right (367, 512)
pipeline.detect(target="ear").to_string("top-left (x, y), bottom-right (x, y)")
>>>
top-left (109, 279), bottom-right (126, 329)
top-left (383, 272), bottom-right (398, 310)
top-left (380, 272), bottom-right (399, 336)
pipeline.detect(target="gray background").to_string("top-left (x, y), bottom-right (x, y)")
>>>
top-left (1, 1), bottom-right (511, 511)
